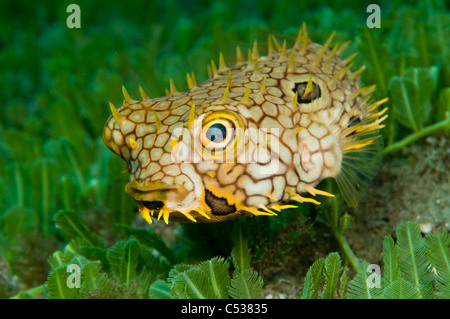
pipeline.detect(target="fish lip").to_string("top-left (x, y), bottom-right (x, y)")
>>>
top-left (125, 179), bottom-right (174, 201)
top-left (125, 179), bottom-right (189, 203)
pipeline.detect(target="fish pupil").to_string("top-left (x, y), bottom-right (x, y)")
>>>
top-left (206, 123), bottom-right (227, 143)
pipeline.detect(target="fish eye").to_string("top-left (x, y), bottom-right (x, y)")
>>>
top-left (206, 123), bottom-right (227, 143)
top-left (201, 119), bottom-right (235, 151)
top-left (292, 81), bottom-right (322, 103)
top-left (196, 111), bottom-right (244, 159)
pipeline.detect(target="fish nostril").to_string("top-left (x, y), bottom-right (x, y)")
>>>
top-left (142, 200), bottom-right (164, 211)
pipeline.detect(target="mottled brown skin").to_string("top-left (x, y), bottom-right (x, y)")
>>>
top-left (103, 27), bottom-right (387, 224)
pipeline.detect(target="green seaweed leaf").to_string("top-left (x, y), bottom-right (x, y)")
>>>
top-left (382, 278), bottom-right (420, 299)
top-left (104, 155), bottom-right (136, 225)
top-left (300, 257), bottom-right (325, 299)
top-left (168, 263), bottom-right (195, 280)
top-left (44, 98), bottom-right (87, 154)
top-left (2, 162), bottom-right (28, 208)
top-left (229, 268), bottom-right (263, 299)
top-left (44, 266), bottom-right (79, 299)
top-left (396, 222), bottom-right (434, 299)
top-left (358, 27), bottom-right (391, 97)
top-left (106, 238), bottom-right (140, 286)
top-left (148, 279), bottom-right (171, 299)
top-left (115, 224), bottom-right (176, 265)
top-left (199, 256), bottom-right (230, 299)
top-left (54, 175), bottom-right (79, 211)
top-left (30, 157), bottom-right (58, 235)
top-left (425, 230), bottom-right (450, 298)
top-left (171, 267), bottom-right (215, 299)
top-left (2, 205), bottom-right (38, 245)
top-left (54, 210), bottom-right (105, 248)
top-left (389, 66), bottom-right (439, 131)
top-left (390, 76), bottom-right (418, 131)
top-left (437, 87), bottom-right (450, 135)
top-left (338, 267), bottom-right (349, 298)
top-left (231, 221), bottom-right (251, 273)
top-left (347, 262), bottom-right (382, 299)
top-left (167, 257), bottom-right (233, 299)
top-left (44, 138), bottom-right (88, 195)
top-left (79, 260), bottom-right (111, 295)
top-left (47, 238), bottom-right (85, 269)
top-left (135, 246), bottom-right (171, 288)
top-left (382, 236), bottom-right (400, 286)
top-left (321, 252), bottom-right (343, 299)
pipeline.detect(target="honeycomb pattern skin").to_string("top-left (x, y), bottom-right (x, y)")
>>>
top-left (103, 27), bottom-right (388, 224)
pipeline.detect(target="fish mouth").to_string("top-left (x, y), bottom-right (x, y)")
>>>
top-left (141, 200), bottom-right (165, 211)
top-left (125, 179), bottom-right (188, 206)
